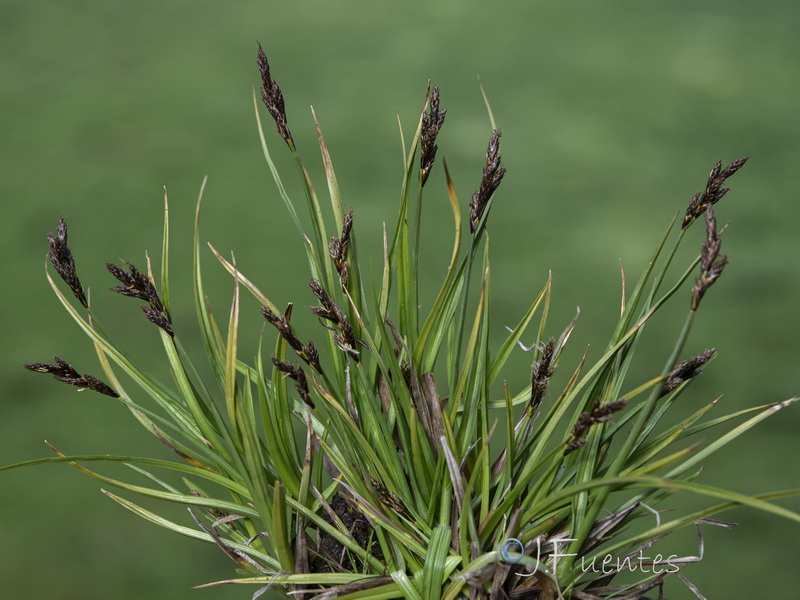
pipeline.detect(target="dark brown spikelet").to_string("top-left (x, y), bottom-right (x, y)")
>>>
top-left (257, 43), bottom-right (293, 146)
top-left (260, 305), bottom-right (304, 353)
top-left (469, 129), bottom-right (507, 233)
top-left (24, 357), bottom-right (119, 398)
top-left (420, 84), bottom-right (447, 187)
top-left (309, 278), bottom-right (343, 324)
top-left (141, 306), bottom-right (174, 337)
top-left (329, 208), bottom-right (354, 288)
top-left (662, 348), bottom-right (716, 396)
top-left (47, 217), bottom-right (88, 309)
top-left (530, 339), bottom-right (557, 412)
top-left (261, 305), bottom-right (322, 373)
top-left (682, 157), bottom-right (748, 229)
top-left (107, 261), bottom-right (173, 337)
top-left (691, 207), bottom-right (728, 311)
top-left (302, 340), bottom-right (322, 374)
top-left (564, 397), bottom-right (627, 455)
top-left (272, 358), bottom-right (314, 408)
top-left (308, 279), bottom-right (359, 361)
top-left (335, 315), bottom-right (359, 362)
top-left (106, 262), bottom-right (149, 301)
top-left (564, 438), bottom-right (587, 455)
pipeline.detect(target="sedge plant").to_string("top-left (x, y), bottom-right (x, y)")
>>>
top-left (6, 45), bottom-right (800, 600)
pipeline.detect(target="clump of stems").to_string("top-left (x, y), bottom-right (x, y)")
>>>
top-left (9, 46), bottom-right (799, 600)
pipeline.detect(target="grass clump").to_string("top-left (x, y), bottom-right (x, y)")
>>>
top-left (5, 45), bottom-right (800, 600)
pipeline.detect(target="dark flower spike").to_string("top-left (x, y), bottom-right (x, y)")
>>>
top-left (564, 438), bottom-right (587, 455)
top-left (691, 207), bottom-right (728, 311)
top-left (107, 261), bottom-right (173, 337)
top-left (261, 305), bottom-right (304, 353)
top-left (682, 157), bottom-right (748, 229)
top-left (334, 315), bottom-right (360, 362)
top-left (564, 397), bottom-right (627, 455)
top-left (530, 338), bottom-right (557, 412)
top-left (329, 208), bottom-right (354, 288)
top-left (24, 357), bottom-right (119, 398)
top-left (308, 279), bottom-right (359, 361)
top-left (302, 340), bottom-right (323, 374)
top-left (261, 305), bottom-right (322, 372)
top-left (662, 348), bottom-right (716, 396)
top-left (469, 129), bottom-right (507, 233)
top-left (106, 261), bottom-right (150, 301)
top-left (420, 84), bottom-right (447, 187)
top-left (309, 278), bottom-right (343, 324)
top-left (256, 43), bottom-right (293, 146)
top-left (272, 358), bottom-right (315, 408)
top-left (142, 306), bottom-right (174, 337)
top-left (47, 217), bottom-right (88, 309)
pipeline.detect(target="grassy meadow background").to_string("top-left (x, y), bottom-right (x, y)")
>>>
top-left (2, 1), bottom-right (799, 598)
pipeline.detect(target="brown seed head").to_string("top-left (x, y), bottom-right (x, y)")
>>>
top-left (564, 438), bottom-right (587, 456)
top-left (682, 157), bottom-right (748, 229)
top-left (257, 43), bottom-right (293, 146)
top-left (309, 279), bottom-right (343, 324)
top-left (308, 279), bottom-right (359, 361)
top-left (47, 217), bottom-right (88, 309)
top-left (24, 356), bottom-right (119, 398)
top-left (272, 358), bottom-right (314, 408)
top-left (261, 305), bottom-right (304, 353)
top-left (530, 339), bottom-right (557, 411)
top-left (691, 208), bottom-right (728, 311)
top-left (335, 315), bottom-right (359, 362)
top-left (329, 208), bottom-right (354, 288)
top-left (565, 397), bottom-right (627, 455)
top-left (107, 261), bottom-right (173, 337)
top-left (469, 129), bottom-right (507, 233)
top-left (301, 340), bottom-right (322, 374)
top-left (662, 348), bottom-right (716, 396)
top-left (420, 84), bottom-right (447, 187)
top-left (141, 306), bottom-right (174, 338)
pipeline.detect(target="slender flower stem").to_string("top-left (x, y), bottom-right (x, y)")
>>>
top-left (411, 185), bottom-right (424, 340)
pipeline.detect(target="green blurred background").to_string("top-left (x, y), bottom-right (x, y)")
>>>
top-left (2, 1), bottom-right (798, 598)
